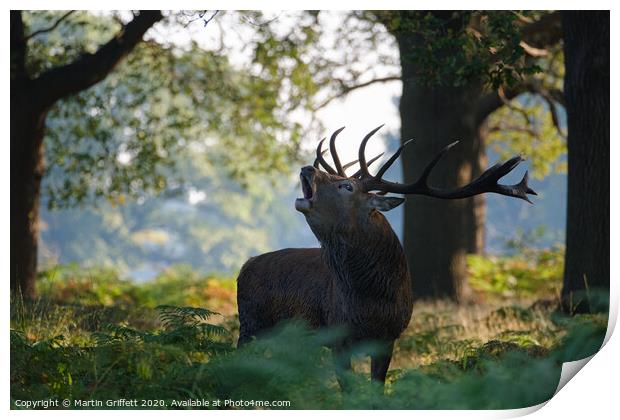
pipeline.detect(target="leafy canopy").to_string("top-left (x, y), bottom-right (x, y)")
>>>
top-left (27, 10), bottom-right (566, 209)
top-left (24, 11), bottom-right (315, 209)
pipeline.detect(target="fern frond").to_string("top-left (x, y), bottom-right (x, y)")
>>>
top-left (156, 305), bottom-right (220, 329)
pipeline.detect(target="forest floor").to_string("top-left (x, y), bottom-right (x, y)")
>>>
top-left (10, 250), bottom-right (608, 409)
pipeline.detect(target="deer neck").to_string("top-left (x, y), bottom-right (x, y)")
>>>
top-left (320, 211), bottom-right (409, 299)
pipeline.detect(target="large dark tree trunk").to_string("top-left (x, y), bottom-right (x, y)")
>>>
top-left (561, 11), bottom-right (610, 313)
top-left (10, 96), bottom-right (47, 300)
top-left (10, 10), bottom-right (162, 299)
top-left (398, 81), bottom-right (485, 300)
top-left (394, 12), bottom-right (485, 301)
top-left (380, 10), bottom-right (563, 301)
top-left (10, 11), bottom-right (44, 300)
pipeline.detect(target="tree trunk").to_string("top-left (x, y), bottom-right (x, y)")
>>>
top-left (394, 13), bottom-right (486, 301)
top-left (468, 123), bottom-right (488, 255)
top-left (561, 11), bottom-right (610, 313)
top-left (11, 10), bottom-right (43, 300)
top-left (10, 10), bottom-right (162, 299)
top-left (11, 92), bottom-right (47, 300)
top-left (398, 81), bottom-right (485, 301)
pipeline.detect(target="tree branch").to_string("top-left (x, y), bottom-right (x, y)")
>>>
top-left (182, 10), bottom-right (220, 28)
top-left (33, 10), bottom-right (163, 109)
top-left (540, 91), bottom-right (566, 137)
top-left (24, 10), bottom-right (75, 41)
top-left (546, 88), bottom-right (565, 107)
top-left (519, 40), bottom-right (548, 57)
top-left (488, 124), bottom-right (539, 137)
top-left (475, 84), bottom-right (527, 125)
top-left (474, 11), bottom-right (564, 121)
top-left (475, 79), bottom-right (565, 126)
top-left (520, 11), bottom-right (563, 48)
top-left (313, 75), bottom-right (401, 111)
top-left (497, 86), bottom-right (532, 125)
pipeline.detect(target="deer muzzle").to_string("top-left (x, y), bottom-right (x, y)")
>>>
top-left (295, 166), bottom-right (316, 213)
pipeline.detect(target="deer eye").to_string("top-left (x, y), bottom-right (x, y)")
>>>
top-left (339, 183), bottom-right (353, 192)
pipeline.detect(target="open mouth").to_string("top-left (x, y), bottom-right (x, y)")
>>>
top-left (301, 174), bottom-right (314, 199)
top-left (295, 173), bottom-right (315, 212)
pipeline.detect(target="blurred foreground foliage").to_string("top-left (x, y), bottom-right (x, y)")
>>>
top-left (11, 249), bottom-right (608, 409)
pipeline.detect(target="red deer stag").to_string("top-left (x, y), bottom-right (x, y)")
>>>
top-left (236, 125), bottom-right (536, 384)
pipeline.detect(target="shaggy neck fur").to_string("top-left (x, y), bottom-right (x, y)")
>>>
top-left (319, 211), bottom-right (409, 301)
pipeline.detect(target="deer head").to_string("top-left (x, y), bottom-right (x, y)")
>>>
top-left (295, 125), bottom-right (537, 240)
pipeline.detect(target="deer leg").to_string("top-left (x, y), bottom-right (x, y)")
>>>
top-left (370, 340), bottom-right (394, 384)
top-left (237, 305), bottom-right (269, 348)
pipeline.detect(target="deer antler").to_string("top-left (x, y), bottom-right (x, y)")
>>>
top-left (330, 127), bottom-right (346, 175)
top-left (314, 128), bottom-right (383, 177)
top-left (357, 125), bottom-right (537, 203)
top-left (314, 138), bottom-right (336, 174)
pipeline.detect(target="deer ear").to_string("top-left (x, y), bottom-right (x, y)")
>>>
top-left (368, 195), bottom-right (405, 212)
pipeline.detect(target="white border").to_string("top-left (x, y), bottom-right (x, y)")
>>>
top-left (3, 1), bottom-right (617, 419)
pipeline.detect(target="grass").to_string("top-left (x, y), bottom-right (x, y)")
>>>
top-left (10, 249), bottom-right (609, 410)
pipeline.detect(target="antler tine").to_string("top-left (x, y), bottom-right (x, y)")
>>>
top-left (358, 124), bottom-right (385, 178)
top-left (329, 127), bottom-right (347, 176)
top-left (316, 129), bottom-right (383, 178)
top-left (315, 138), bottom-right (337, 175)
top-left (416, 140), bottom-right (460, 186)
top-left (361, 140), bottom-right (537, 203)
top-left (313, 149), bottom-right (328, 169)
top-left (350, 153), bottom-right (384, 178)
top-left (342, 159), bottom-right (359, 172)
top-left (374, 139), bottom-right (414, 180)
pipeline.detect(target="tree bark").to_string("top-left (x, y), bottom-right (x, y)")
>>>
top-left (398, 81), bottom-right (485, 300)
top-left (381, 10), bottom-right (565, 301)
top-left (10, 10), bottom-right (162, 299)
top-left (392, 12), bottom-right (485, 301)
top-left (561, 11), bottom-right (610, 313)
top-left (11, 10), bottom-right (44, 300)
top-left (10, 91), bottom-right (47, 300)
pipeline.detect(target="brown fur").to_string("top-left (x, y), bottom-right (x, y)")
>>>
top-left (237, 166), bottom-right (413, 384)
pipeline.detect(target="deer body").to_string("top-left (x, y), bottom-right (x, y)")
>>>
top-left (238, 209), bottom-right (412, 383)
top-left (237, 126), bottom-right (536, 384)
top-left (237, 213), bottom-right (413, 340)
top-left (237, 248), bottom-right (330, 334)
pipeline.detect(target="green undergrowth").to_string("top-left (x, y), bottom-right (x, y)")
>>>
top-left (35, 263), bottom-right (238, 314)
top-left (11, 257), bottom-right (608, 409)
top-left (467, 245), bottom-right (564, 298)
